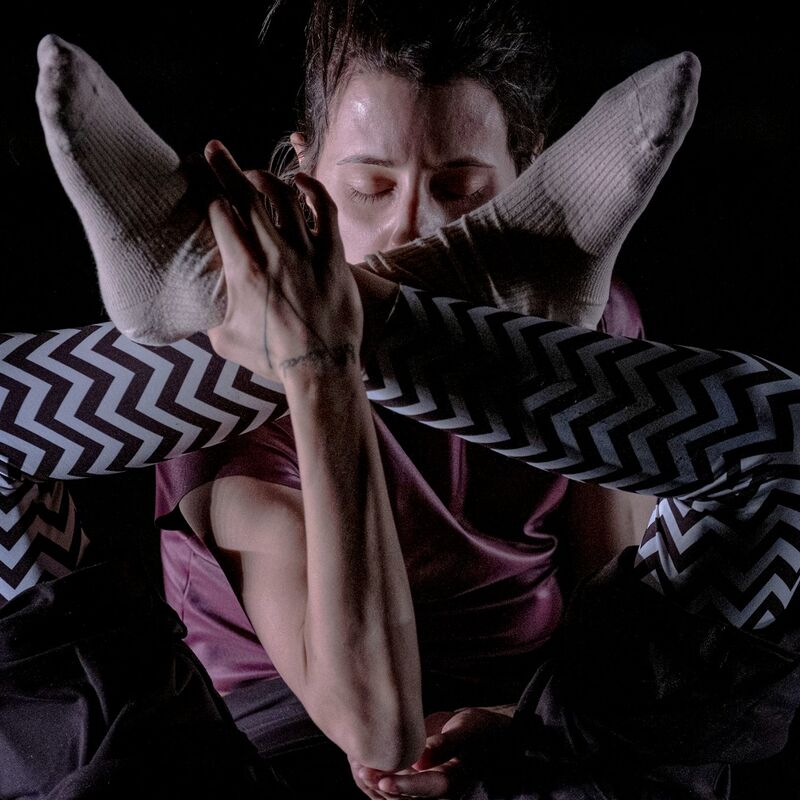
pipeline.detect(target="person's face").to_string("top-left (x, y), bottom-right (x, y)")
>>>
top-left (296, 71), bottom-right (518, 264)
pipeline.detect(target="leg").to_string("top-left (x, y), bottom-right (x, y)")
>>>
top-left (366, 286), bottom-right (800, 631)
top-left (36, 34), bottom-right (697, 342)
top-left (364, 51), bottom-right (699, 328)
top-left (0, 324), bottom-right (286, 483)
top-left (0, 324), bottom-right (287, 602)
top-left (36, 34), bottom-right (225, 343)
top-left (0, 326), bottom-right (285, 789)
top-left (0, 322), bottom-right (285, 790)
top-left (365, 286), bottom-right (799, 795)
top-left (0, 478), bottom-right (89, 598)
top-left (5, 291), bottom-right (797, 625)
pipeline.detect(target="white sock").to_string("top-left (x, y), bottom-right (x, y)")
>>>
top-left (36, 34), bottom-right (225, 344)
top-left (37, 35), bottom-right (698, 341)
top-left (363, 51), bottom-right (700, 328)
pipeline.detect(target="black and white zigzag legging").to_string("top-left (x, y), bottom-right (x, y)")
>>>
top-left (2, 286), bottom-right (798, 630)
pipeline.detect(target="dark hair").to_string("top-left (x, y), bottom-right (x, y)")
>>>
top-left (265, 0), bottom-right (556, 178)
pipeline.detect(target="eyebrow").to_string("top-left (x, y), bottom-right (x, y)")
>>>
top-left (439, 158), bottom-right (495, 170)
top-left (336, 155), bottom-right (395, 167)
top-left (335, 154), bottom-right (495, 169)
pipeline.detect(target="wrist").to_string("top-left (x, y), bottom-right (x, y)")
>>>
top-left (280, 341), bottom-right (361, 388)
top-left (283, 345), bottom-right (365, 407)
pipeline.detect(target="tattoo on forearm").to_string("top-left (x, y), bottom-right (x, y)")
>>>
top-left (280, 343), bottom-right (357, 375)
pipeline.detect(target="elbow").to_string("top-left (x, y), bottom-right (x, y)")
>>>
top-left (312, 693), bottom-right (426, 772)
top-left (345, 713), bottom-right (426, 772)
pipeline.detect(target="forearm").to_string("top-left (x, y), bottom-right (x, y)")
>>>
top-left (285, 363), bottom-right (424, 771)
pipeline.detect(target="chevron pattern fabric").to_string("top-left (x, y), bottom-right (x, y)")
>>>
top-left (365, 287), bottom-right (800, 630)
top-left (2, 288), bottom-right (798, 630)
top-left (0, 323), bottom-right (287, 600)
top-left (0, 324), bottom-right (286, 485)
top-left (0, 479), bottom-right (88, 600)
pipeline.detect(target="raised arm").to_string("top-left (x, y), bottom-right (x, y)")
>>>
top-left (190, 141), bottom-right (424, 771)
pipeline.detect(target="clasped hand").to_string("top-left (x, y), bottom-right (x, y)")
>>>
top-left (204, 139), bottom-right (362, 384)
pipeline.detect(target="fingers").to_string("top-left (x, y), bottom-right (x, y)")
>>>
top-left (295, 171), bottom-right (340, 251)
top-left (377, 766), bottom-right (455, 797)
top-left (208, 196), bottom-right (257, 284)
top-left (415, 708), bottom-right (506, 772)
top-left (243, 168), bottom-right (276, 197)
top-left (415, 726), bottom-right (471, 771)
top-left (205, 141), bottom-right (274, 233)
top-left (207, 142), bottom-right (309, 285)
top-left (415, 735), bottom-right (459, 773)
top-left (350, 760), bottom-right (396, 800)
top-left (355, 719), bottom-right (467, 800)
top-left (423, 711), bottom-right (455, 737)
top-left (355, 709), bottom-right (498, 800)
top-left (244, 167), bottom-right (311, 251)
top-left (411, 711), bottom-right (458, 771)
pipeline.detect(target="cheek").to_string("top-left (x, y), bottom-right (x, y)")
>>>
top-left (326, 185), bottom-right (390, 263)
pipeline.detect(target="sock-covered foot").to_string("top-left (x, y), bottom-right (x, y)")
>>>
top-left (362, 51), bottom-right (701, 328)
top-left (36, 34), bottom-right (225, 344)
top-left (37, 37), bottom-right (698, 341)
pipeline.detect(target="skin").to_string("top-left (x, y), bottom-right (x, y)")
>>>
top-left (186, 70), bottom-right (652, 796)
top-left (195, 141), bottom-right (425, 771)
top-left (186, 73), bottom-right (522, 767)
top-left (294, 72), bottom-right (518, 262)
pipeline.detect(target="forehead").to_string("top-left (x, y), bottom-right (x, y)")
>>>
top-left (322, 71), bottom-right (510, 164)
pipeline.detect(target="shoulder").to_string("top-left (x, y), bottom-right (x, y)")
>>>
top-left (155, 415), bottom-right (300, 527)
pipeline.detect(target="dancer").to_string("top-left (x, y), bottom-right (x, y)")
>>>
top-left (147, 7), bottom-right (692, 788)
top-left (3, 155), bottom-right (796, 794)
top-left (3, 3), bottom-right (708, 796)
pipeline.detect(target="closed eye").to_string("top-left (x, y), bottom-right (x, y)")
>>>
top-left (431, 166), bottom-right (491, 211)
top-left (347, 186), bottom-right (394, 204)
top-left (437, 186), bottom-right (486, 203)
top-left (436, 186), bottom-right (487, 210)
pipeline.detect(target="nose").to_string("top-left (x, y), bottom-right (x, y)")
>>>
top-left (387, 186), bottom-right (447, 249)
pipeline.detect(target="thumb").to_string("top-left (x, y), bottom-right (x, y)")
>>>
top-left (416, 708), bottom-right (503, 770)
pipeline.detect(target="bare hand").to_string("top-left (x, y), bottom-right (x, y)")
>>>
top-left (351, 707), bottom-right (514, 798)
top-left (204, 139), bottom-right (362, 384)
